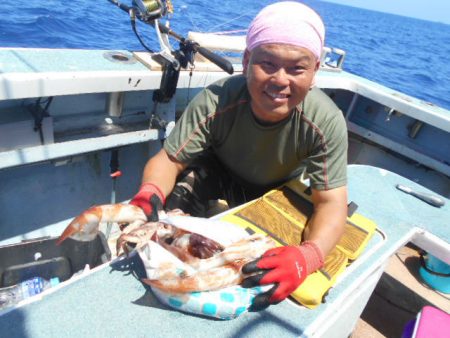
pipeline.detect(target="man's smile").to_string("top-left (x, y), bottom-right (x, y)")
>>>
top-left (264, 90), bottom-right (290, 101)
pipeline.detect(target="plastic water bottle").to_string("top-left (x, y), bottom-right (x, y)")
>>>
top-left (0, 277), bottom-right (60, 309)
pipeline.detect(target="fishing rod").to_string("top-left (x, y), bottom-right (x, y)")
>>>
top-left (107, 0), bottom-right (234, 74)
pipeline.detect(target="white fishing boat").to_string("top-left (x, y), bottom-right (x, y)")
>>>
top-left (0, 1), bottom-right (448, 337)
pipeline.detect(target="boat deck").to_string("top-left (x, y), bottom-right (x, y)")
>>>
top-left (0, 165), bottom-right (448, 337)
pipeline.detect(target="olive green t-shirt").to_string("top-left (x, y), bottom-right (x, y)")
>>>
top-left (164, 75), bottom-right (348, 191)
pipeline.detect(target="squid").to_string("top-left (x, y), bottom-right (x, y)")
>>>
top-left (57, 204), bottom-right (276, 293)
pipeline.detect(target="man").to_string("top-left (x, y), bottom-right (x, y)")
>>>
top-left (131, 1), bottom-right (348, 311)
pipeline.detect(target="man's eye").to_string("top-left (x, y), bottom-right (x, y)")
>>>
top-left (293, 66), bottom-right (306, 72)
top-left (261, 61), bottom-right (275, 69)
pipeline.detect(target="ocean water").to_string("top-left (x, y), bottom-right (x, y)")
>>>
top-left (1, 0), bottom-right (449, 110)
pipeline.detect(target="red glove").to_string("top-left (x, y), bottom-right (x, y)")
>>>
top-left (130, 183), bottom-right (165, 221)
top-left (242, 241), bottom-right (324, 311)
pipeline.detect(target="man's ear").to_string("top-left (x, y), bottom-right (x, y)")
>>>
top-left (314, 59), bottom-right (320, 72)
top-left (310, 59), bottom-right (321, 89)
top-left (242, 49), bottom-right (250, 76)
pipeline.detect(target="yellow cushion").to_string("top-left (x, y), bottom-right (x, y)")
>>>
top-left (220, 180), bottom-right (377, 308)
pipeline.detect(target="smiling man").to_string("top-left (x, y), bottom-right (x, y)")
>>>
top-left (130, 1), bottom-right (348, 311)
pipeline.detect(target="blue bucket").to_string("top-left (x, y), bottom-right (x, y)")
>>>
top-left (419, 253), bottom-right (450, 294)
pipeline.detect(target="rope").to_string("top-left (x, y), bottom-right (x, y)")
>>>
top-left (206, 29), bottom-right (247, 35)
top-left (180, 5), bottom-right (255, 34)
top-left (206, 11), bottom-right (254, 33)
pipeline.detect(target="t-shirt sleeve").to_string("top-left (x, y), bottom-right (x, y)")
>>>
top-left (163, 88), bottom-right (217, 163)
top-left (305, 111), bottom-right (348, 190)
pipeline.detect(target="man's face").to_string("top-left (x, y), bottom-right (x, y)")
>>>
top-left (244, 44), bottom-right (319, 123)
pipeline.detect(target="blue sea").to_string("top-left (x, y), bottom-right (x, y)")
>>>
top-left (1, 0), bottom-right (450, 110)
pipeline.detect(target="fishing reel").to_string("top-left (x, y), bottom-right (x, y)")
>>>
top-left (132, 0), bottom-right (173, 22)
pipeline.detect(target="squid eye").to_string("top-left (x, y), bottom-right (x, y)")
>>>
top-left (164, 237), bottom-right (174, 245)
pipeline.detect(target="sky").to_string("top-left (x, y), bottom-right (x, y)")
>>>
top-left (322, 0), bottom-right (450, 25)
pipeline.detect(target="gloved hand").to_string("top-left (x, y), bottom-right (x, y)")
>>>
top-left (242, 241), bottom-right (324, 311)
top-left (130, 182), bottom-right (165, 221)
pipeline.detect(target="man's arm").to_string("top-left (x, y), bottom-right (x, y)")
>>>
top-left (303, 185), bottom-right (347, 257)
top-left (141, 148), bottom-right (188, 197)
top-left (129, 148), bottom-right (187, 220)
top-left (242, 185), bottom-right (347, 311)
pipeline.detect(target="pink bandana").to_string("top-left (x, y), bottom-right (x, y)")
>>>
top-left (246, 1), bottom-right (325, 59)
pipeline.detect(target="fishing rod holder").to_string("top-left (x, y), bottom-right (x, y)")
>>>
top-left (321, 47), bottom-right (346, 71)
top-left (108, 0), bottom-right (233, 75)
top-left (105, 92), bottom-right (125, 117)
top-left (108, 0), bottom-right (233, 106)
top-left (150, 19), bottom-right (181, 72)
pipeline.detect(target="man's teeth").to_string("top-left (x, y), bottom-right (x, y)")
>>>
top-left (266, 92), bottom-right (288, 99)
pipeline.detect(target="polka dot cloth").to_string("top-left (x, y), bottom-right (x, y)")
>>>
top-left (151, 285), bottom-right (271, 320)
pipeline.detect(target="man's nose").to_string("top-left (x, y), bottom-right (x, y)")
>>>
top-left (270, 67), bottom-right (290, 87)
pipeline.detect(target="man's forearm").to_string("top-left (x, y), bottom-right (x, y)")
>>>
top-left (303, 186), bottom-right (347, 256)
top-left (141, 148), bottom-right (187, 197)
